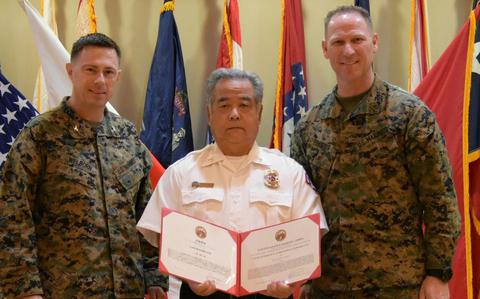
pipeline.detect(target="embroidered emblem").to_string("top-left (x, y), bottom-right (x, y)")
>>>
top-left (264, 169), bottom-right (279, 189)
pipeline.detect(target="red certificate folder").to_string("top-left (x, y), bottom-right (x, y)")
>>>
top-left (159, 208), bottom-right (321, 296)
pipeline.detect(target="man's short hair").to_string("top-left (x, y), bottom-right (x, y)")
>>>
top-left (206, 68), bottom-right (263, 106)
top-left (70, 33), bottom-right (121, 62)
top-left (324, 5), bottom-right (372, 36)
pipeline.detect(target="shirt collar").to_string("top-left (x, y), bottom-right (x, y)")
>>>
top-left (199, 142), bottom-right (271, 168)
top-left (318, 75), bottom-right (386, 120)
top-left (62, 97), bottom-right (121, 138)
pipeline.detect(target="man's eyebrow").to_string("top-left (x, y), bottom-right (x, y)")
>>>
top-left (216, 97), bottom-right (229, 103)
top-left (240, 95), bottom-right (254, 101)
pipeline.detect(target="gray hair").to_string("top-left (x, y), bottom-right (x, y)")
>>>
top-left (205, 68), bottom-right (263, 106)
top-left (324, 5), bottom-right (372, 37)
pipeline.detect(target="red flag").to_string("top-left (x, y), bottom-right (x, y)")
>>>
top-left (207, 0), bottom-right (243, 144)
top-left (408, 0), bottom-right (430, 91)
top-left (216, 0), bottom-right (242, 69)
top-left (270, 0), bottom-right (308, 156)
top-left (414, 7), bottom-right (480, 299)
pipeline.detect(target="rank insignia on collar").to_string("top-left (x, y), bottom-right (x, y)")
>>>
top-left (264, 169), bottom-right (279, 189)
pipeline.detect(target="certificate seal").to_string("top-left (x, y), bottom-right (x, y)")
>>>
top-left (264, 169), bottom-right (279, 189)
top-left (195, 226), bottom-right (207, 239)
top-left (275, 229), bottom-right (287, 242)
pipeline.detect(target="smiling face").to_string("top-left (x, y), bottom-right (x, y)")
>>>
top-left (66, 45), bottom-right (121, 121)
top-left (322, 11), bottom-right (378, 96)
top-left (207, 78), bottom-right (262, 156)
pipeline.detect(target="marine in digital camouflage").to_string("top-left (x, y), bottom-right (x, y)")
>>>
top-left (0, 98), bottom-right (167, 298)
top-left (291, 77), bottom-right (460, 294)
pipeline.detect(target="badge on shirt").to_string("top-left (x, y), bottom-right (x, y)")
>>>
top-left (191, 181), bottom-right (214, 188)
top-left (264, 169), bottom-right (279, 189)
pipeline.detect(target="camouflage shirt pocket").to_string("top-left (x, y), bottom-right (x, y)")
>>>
top-left (114, 159), bottom-right (145, 191)
top-left (356, 129), bottom-right (407, 192)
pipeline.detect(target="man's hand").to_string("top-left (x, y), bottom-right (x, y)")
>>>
top-left (21, 296), bottom-right (43, 299)
top-left (147, 286), bottom-right (166, 299)
top-left (260, 281), bottom-right (295, 299)
top-left (419, 276), bottom-right (450, 299)
top-left (187, 280), bottom-right (217, 297)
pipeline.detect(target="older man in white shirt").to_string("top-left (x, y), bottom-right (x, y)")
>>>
top-left (137, 68), bottom-right (327, 299)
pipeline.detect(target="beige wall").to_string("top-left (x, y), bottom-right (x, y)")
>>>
top-left (0, 0), bottom-right (471, 149)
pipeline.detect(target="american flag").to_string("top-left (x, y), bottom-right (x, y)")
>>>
top-left (0, 71), bottom-right (38, 168)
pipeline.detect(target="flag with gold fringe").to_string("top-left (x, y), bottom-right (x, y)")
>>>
top-left (408, 0), bottom-right (430, 91)
top-left (270, 0), bottom-right (308, 156)
top-left (414, 6), bottom-right (480, 299)
top-left (75, 0), bottom-right (97, 38)
top-left (140, 0), bottom-right (193, 168)
top-left (216, 0), bottom-right (242, 69)
top-left (32, 0), bottom-right (58, 113)
top-left (207, 0), bottom-right (243, 144)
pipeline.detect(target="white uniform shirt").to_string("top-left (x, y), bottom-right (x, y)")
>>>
top-left (137, 143), bottom-right (328, 247)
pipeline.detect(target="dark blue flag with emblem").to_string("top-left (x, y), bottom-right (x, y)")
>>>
top-left (140, 0), bottom-right (193, 168)
top-left (0, 70), bottom-right (38, 168)
top-left (355, 0), bottom-right (370, 14)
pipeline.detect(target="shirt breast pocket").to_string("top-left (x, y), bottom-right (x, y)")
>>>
top-left (181, 188), bottom-right (224, 219)
top-left (356, 129), bottom-right (407, 200)
top-left (249, 190), bottom-right (292, 223)
top-left (115, 159), bottom-right (145, 193)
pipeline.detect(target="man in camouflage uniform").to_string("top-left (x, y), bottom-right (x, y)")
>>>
top-left (291, 6), bottom-right (460, 299)
top-left (0, 33), bottom-right (166, 298)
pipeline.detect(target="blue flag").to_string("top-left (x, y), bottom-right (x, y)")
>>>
top-left (470, 14), bottom-right (480, 154)
top-left (140, 0), bottom-right (193, 168)
top-left (355, 0), bottom-right (370, 14)
top-left (0, 71), bottom-right (38, 168)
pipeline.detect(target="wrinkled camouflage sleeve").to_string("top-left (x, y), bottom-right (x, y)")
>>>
top-left (291, 118), bottom-right (310, 175)
top-left (135, 148), bottom-right (168, 291)
top-left (0, 127), bottom-right (44, 298)
top-left (405, 103), bottom-right (461, 271)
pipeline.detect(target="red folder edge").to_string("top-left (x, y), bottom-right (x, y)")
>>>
top-left (158, 208), bottom-right (172, 273)
top-left (307, 213), bottom-right (320, 225)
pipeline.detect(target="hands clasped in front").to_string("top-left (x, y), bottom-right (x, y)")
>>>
top-left (187, 279), bottom-right (295, 298)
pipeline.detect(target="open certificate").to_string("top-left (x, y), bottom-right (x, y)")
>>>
top-left (159, 208), bottom-right (321, 296)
